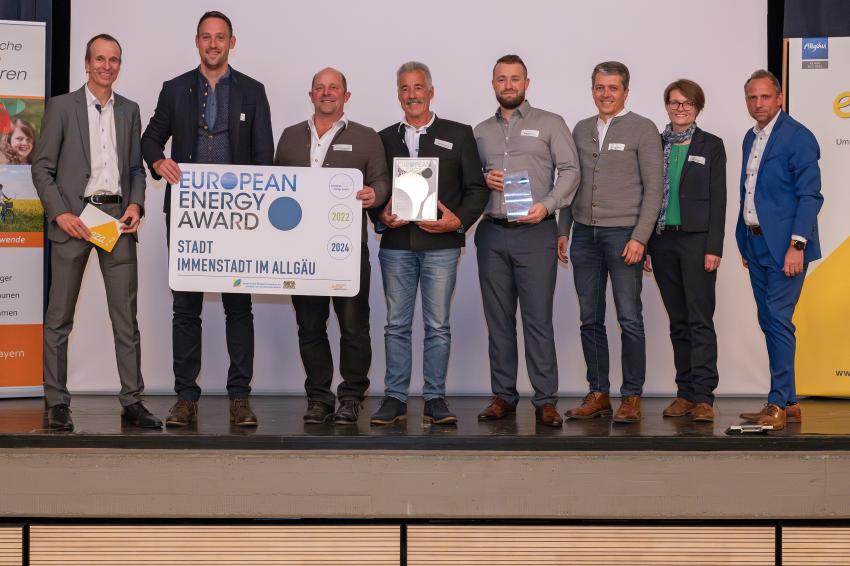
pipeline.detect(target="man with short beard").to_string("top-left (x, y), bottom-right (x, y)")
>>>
top-left (473, 54), bottom-right (580, 427)
top-left (142, 11), bottom-right (274, 427)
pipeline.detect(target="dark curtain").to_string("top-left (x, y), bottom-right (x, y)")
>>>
top-left (784, 0), bottom-right (850, 37)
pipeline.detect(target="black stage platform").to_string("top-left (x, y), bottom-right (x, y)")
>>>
top-left (1, 395), bottom-right (848, 451)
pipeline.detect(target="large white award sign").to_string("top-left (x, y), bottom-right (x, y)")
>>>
top-left (169, 164), bottom-right (363, 297)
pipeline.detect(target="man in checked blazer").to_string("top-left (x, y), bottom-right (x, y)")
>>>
top-left (32, 34), bottom-right (161, 431)
top-left (141, 11), bottom-right (274, 428)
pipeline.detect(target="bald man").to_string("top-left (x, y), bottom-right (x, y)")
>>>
top-left (274, 67), bottom-right (390, 425)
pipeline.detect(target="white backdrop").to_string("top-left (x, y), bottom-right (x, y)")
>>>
top-left (65, 0), bottom-right (772, 398)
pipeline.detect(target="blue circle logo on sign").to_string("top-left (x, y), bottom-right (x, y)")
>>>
top-left (221, 172), bottom-right (238, 190)
top-left (267, 197), bottom-right (302, 231)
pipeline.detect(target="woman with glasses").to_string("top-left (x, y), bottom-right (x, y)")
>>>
top-left (645, 79), bottom-right (726, 422)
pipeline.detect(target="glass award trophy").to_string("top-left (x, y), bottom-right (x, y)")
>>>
top-left (503, 170), bottom-right (532, 221)
top-left (392, 157), bottom-right (439, 221)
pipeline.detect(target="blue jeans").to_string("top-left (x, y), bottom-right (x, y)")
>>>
top-left (570, 223), bottom-right (646, 396)
top-left (379, 247), bottom-right (461, 402)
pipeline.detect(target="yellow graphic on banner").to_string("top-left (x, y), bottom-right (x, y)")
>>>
top-left (795, 236), bottom-right (850, 397)
top-left (88, 220), bottom-right (120, 252)
top-left (834, 91), bottom-right (850, 118)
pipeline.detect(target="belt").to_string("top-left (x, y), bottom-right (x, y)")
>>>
top-left (82, 194), bottom-right (122, 205)
top-left (661, 225), bottom-right (682, 232)
top-left (746, 225), bottom-right (763, 236)
top-left (486, 214), bottom-right (555, 228)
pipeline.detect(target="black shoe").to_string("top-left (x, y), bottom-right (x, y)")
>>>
top-left (370, 396), bottom-right (407, 425)
top-left (334, 399), bottom-right (362, 425)
top-left (122, 402), bottom-right (163, 428)
top-left (47, 403), bottom-right (74, 431)
top-left (423, 397), bottom-right (458, 425)
top-left (303, 399), bottom-right (334, 424)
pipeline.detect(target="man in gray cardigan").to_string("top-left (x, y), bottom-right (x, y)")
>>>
top-left (557, 61), bottom-right (663, 423)
top-left (274, 67), bottom-right (390, 425)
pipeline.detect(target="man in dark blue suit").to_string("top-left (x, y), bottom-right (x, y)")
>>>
top-left (736, 70), bottom-right (823, 430)
top-left (142, 11), bottom-right (274, 427)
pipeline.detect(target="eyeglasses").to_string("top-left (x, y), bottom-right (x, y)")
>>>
top-left (667, 100), bottom-right (695, 110)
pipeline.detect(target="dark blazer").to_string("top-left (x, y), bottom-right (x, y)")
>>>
top-left (736, 111), bottom-right (823, 267)
top-left (141, 66), bottom-right (274, 213)
top-left (657, 127), bottom-right (727, 256)
top-left (376, 115), bottom-right (488, 251)
top-left (32, 86), bottom-right (146, 243)
top-left (274, 120), bottom-right (390, 241)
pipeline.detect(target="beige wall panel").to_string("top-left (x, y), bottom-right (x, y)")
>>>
top-left (29, 525), bottom-right (398, 565)
top-left (0, 528), bottom-right (22, 566)
top-left (783, 527), bottom-right (850, 565)
top-left (408, 526), bottom-right (775, 565)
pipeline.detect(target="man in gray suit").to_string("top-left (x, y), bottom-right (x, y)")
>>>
top-left (32, 34), bottom-right (161, 431)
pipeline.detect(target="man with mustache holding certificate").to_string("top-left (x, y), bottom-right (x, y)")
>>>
top-left (370, 61), bottom-right (488, 425)
top-left (274, 67), bottom-right (390, 425)
top-left (474, 54), bottom-right (580, 427)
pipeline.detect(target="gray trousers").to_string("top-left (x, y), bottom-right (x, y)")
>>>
top-left (43, 204), bottom-right (143, 407)
top-left (474, 218), bottom-right (559, 407)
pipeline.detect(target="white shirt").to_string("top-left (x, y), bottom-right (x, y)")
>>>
top-left (308, 114), bottom-right (348, 168)
top-left (402, 112), bottom-right (436, 158)
top-left (596, 108), bottom-right (630, 151)
top-left (83, 86), bottom-right (121, 197)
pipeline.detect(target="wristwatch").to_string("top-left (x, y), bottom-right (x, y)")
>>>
top-left (791, 239), bottom-right (806, 251)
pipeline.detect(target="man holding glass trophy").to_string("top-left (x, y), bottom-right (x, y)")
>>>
top-left (473, 55), bottom-right (580, 427)
top-left (369, 61), bottom-right (488, 426)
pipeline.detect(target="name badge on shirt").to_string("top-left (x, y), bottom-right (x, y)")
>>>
top-left (608, 143), bottom-right (626, 151)
top-left (240, 113), bottom-right (246, 122)
top-left (333, 144), bottom-right (353, 152)
top-left (520, 129), bottom-right (539, 137)
top-left (687, 155), bottom-right (706, 165)
top-left (434, 138), bottom-right (453, 150)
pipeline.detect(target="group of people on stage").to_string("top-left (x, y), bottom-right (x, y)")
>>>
top-left (31, 10), bottom-right (823, 433)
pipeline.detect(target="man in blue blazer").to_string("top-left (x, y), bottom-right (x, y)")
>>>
top-left (142, 11), bottom-right (274, 427)
top-left (736, 69), bottom-right (823, 430)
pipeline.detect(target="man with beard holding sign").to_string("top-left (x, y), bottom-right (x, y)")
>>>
top-left (142, 11), bottom-right (274, 427)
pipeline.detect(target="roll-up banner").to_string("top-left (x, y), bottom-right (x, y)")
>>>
top-left (788, 36), bottom-right (850, 397)
top-left (0, 20), bottom-right (46, 398)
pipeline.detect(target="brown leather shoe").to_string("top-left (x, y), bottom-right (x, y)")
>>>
top-left (740, 403), bottom-right (801, 424)
top-left (753, 403), bottom-right (786, 430)
top-left (662, 397), bottom-right (695, 417)
top-left (165, 399), bottom-right (198, 427)
top-left (535, 403), bottom-right (563, 427)
top-left (477, 397), bottom-right (516, 421)
top-left (613, 396), bottom-right (641, 423)
top-left (230, 398), bottom-right (258, 427)
top-left (690, 402), bottom-right (714, 422)
top-left (564, 392), bottom-right (612, 420)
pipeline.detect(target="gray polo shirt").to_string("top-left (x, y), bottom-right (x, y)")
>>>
top-left (474, 100), bottom-right (580, 217)
top-left (557, 110), bottom-right (663, 245)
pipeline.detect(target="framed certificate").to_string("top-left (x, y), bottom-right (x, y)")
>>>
top-left (391, 157), bottom-right (439, 221)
